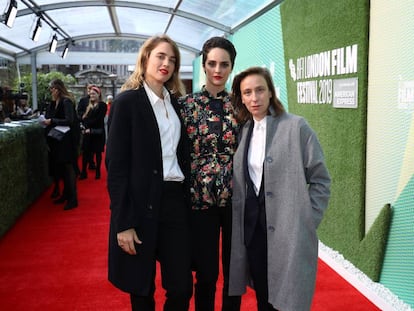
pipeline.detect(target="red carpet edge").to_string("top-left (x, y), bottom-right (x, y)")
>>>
top-left (318, 242), bottom-right (411, 310)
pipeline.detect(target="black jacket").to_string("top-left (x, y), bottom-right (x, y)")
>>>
top-left (45, 97), bottom-right (79, 163)
top-left (105, 87), bottom-right (190, 294)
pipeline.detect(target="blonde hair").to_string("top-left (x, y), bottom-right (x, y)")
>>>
top-left (121, 34), bottom-right (185, 97)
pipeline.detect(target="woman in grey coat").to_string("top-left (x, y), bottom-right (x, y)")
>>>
top-left (228, 67), bottom-right (331, 311)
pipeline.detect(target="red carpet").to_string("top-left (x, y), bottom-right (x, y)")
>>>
top-left (0, 161), bottom-right (379, 310)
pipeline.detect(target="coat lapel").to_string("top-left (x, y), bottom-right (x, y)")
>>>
top-left (265, 115), bottom-right (280, 156)
top-left (137, 87), bottom-right (163, 169)
top-left (243, 120), bottom-right (254, 184)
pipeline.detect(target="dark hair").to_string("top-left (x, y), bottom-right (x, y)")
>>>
top-left (49, 79), bottom-right (72, 100)
top-left (231, 66), bottom-right (285, 124)
top-left (201, 37), bottom-right (237, 69)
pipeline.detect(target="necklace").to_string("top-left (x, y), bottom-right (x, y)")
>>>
top-left (162, 99), bottom-right (169, 119)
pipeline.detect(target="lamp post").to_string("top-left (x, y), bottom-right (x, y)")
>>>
top-left (108, 73), bottom-right (117, 97)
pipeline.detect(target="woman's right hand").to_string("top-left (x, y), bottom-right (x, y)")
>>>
top-left (117, 228), bottom-right (142, 255)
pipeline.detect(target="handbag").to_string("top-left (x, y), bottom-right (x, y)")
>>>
top-left (47, 127), bottom-right (66, 141)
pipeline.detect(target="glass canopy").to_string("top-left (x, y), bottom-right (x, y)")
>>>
top-left (0, 0), bottom-right (281, 65)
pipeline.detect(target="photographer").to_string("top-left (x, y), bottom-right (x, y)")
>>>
top-left (0, 86), bottom-right (26, 120)
top-left (13, 94), bottom-right (33, 120)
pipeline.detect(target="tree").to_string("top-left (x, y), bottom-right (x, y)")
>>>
top-left (13, 72), bottom-right (76, 109)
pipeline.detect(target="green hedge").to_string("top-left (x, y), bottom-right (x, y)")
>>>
top-left (0, 123), bottom-right (51, 237)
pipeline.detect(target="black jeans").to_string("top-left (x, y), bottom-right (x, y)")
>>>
top-left (191, 207), bottom-right (241, 311)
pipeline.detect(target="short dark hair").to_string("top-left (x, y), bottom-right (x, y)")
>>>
top-left (201, 37), bottom-right (237, 69)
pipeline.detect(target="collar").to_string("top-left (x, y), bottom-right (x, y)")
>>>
top-left (253, 116), bottom-right (267, 130)
top-left (144, 82), bottom-right (170, 106)
top-left (201, 85), bottom-right (228, 98)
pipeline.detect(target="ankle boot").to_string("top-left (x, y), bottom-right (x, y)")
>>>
top-left (53, 196), bottom-right (67, 204)
top-left (79, 171), bottom-right (87, 180)
top-left (50, 185), bottom-right (60, 199)
top-left (64, 200), bottom-right (78, 210)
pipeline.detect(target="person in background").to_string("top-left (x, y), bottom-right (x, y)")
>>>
top-left (0, 102), bottom-right (5, 123)
top-left (0, 86), bottom-right (15, 119)
top-left (79, 86), bottom-right (107, 180)
top-left (15, 95), bottom-right (33, 118)
top-left (179, 36), bottom-right (241, 311)
top-left (228, 67), bottom-right (331, 311)
top-left (104, 94), bottom-right (113, 141)
top-left (77, 84), bottom-right (93, 120)
top-left (106, 94), bottom-right (113, 112)
top-left (43, 79), bottom-right (80, 210)
top-left (77, 84), bottom-right (96, 170)
top-left (106, 34), bottom-right (193, 311)
top-left (44, 94), bottom-right (61, 199)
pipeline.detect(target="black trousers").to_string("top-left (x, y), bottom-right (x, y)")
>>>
top-left (57, 161), bottom-right (77, 204)
top-left (246, 222), bottom-right (277, 311)
top-left (190, 207), bottom-right (241, 311)
top-left (130, 181), bottom-right (193, 311)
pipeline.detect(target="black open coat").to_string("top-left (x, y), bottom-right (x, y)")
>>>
top-left (82, 101), bottom-right (107, 153)
top-left (45, 97), bottom-right (79, 164)
top-left (105, 87), bottom-right (190, 295)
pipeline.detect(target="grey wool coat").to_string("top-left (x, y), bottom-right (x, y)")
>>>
top-left (229, 112), bottom-right (331, 311)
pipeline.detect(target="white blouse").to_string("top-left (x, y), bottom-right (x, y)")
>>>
top-left (248, 117), bottom-right (267, 195)
top-left (144, 82), bottom-right (184, 182)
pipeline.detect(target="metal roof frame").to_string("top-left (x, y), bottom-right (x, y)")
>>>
top-left (0, 0), bottom-right (282, 63)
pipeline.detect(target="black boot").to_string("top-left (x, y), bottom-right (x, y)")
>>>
top-left (79, 171), bottom-right (87, 180)
top-left (64, 200), bottom-right (78, 210)
top-left (50, 184), bottom-right (60, 199)
top-left (53, 196), bottom-right (67, 204)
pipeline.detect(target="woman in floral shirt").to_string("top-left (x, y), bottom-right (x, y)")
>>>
top-left (179, 37), bottom-right (241, 311)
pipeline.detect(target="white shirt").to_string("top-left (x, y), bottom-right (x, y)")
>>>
top-left (144, 82), bottom-right (184, 181)
top-left (248, 117), bottom-right (267, 195)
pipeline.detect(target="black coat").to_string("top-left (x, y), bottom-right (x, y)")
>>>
top-left (105, 87), bottom-right (190, 295)
top-left (45, 97), bottom-right (79, 163)
top-left (82, 101), bottom-right (107, 153)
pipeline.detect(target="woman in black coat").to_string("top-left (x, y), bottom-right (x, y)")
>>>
top-left (43, 79), bottom-right (79, 210)
top-left (105, 34), bottom-right (192, 311)
top-left (79, 85), bottom-right (107, 180)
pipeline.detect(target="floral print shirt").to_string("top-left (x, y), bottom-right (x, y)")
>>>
top-left (179, 86), bottom-right (239, 210)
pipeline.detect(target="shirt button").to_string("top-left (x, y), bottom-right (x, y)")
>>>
top-left (153, 169), bottom-right (158, 174)
top-left (148, 205), bottom-right (153, 210)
